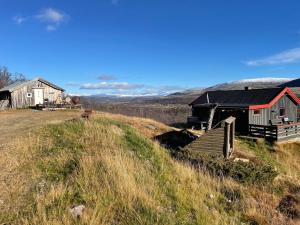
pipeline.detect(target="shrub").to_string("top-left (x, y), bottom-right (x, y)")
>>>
top-left (175, 150), bottom-right (278, 185)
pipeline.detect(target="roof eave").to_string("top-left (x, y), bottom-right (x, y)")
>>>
top-left (37, 78), bottom-right (65, 91)
top-left (249, 87), bottom-right (300, 110)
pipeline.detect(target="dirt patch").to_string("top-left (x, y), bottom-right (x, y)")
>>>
top-left (154, 129), bottom-right (198, 150)
top-left (0, 110), bottom-right (80, 149)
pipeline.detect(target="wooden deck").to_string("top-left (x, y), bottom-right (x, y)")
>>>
top-left (249, 122), bottom-right (300, 141)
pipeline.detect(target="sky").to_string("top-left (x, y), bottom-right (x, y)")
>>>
top-left (1, 0), bottom-right (300, 96)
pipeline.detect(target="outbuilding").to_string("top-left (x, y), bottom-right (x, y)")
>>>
top-left (0, 77), bottom-right (65, 109)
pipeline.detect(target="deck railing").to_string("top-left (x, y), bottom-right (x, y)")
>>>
top-left (249, 123), bottom-right (300, 141)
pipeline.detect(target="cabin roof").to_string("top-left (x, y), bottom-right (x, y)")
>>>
top-left (190, 87), bottom-right (300, 110)
top-left (0, 77), bottom-right (65, 92)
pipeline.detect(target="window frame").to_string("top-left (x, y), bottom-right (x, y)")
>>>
top-left (253, 109), bottom-right (261, 115)
top-left (279, 108), bottom-right (286, 117)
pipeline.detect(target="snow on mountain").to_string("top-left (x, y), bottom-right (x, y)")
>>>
top-left (233, 77), bottom-right (293, 84)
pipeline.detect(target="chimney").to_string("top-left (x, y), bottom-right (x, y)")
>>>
top-left (244, 86), bottom-right (251, 90)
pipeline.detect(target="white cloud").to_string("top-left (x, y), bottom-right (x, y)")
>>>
top-left (13, 15), bottom-right (26, 25)
top-left (246, 47), bottom-right (300, 66)
top-left (36, 8), bottom-right (68, 24)
top-left (35, 8), bottom-right (69, 31)
top-left (12, 8), bottom-right (69, 31)
top-left (80, 82), bottom-right (144, 90)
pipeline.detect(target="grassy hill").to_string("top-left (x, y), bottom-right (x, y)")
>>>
top-left (0, 111), bottom-right (299, 225)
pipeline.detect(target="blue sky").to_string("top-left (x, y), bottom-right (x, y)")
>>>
top-left (1, 0), bottom-right (300, 96)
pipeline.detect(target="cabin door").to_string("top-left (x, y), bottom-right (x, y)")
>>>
top-left (34, 88), bottom-right (44, 105)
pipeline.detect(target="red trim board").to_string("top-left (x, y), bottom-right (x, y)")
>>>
top-left (249, 87), bottom-right (300, 110)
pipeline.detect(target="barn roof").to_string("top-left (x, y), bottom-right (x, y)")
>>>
top-left (0, 77), bottom-right (65, 92)
top-left (190, 87), bottom-right (300, 109)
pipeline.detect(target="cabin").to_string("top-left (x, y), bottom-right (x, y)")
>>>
top-left (188, 87), bottom-right (300, 141)
top-left (0, 77), bottom-right (65, 109)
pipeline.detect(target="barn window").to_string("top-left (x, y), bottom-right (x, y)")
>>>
top-left (26, 93), bottom-right (32, 98)
top-left (254, 109), bottom-right (261, 115)
top-left (279, 108), bottom-right (286, 117)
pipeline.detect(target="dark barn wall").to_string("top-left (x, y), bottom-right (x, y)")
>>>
top-left (0, 91), bottom-right (10, 100)
top-left (249, 94), bottom-right (298, 125)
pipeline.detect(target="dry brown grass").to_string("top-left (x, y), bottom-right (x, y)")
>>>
top-left (0, 110), bottom-right (299, 224)
top-left (0, 111), bottom-right (222, 224)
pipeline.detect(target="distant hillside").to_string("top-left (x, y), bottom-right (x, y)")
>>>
top-left (149, 77), bottom-right (293, 102)
top-left (280, 78), bottom-right (300, 87)
top-left (152, 77), bottom-right (294, 104)
top-left (206, 77), bottom-right (293, 91)
top-left (80, 78), bottom-right (294, 106)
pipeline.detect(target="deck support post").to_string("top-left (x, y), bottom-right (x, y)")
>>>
top-left (206, 105), bottom-right (218, 131)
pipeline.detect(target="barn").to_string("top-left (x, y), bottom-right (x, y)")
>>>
top-left (0, 77), bottom-right (65, 109)
top-left (188, 87), bottom-right (300, 141)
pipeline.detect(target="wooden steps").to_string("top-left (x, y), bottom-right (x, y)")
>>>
top-left (184, 116), bottom-right (236, 158)
top-left (184, 127), bottom-right (225, 156)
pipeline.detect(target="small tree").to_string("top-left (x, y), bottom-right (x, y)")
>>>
top-left (0, 67), bottom-right (27, 89)
top-left (0, 67), bottom-right (12, 89)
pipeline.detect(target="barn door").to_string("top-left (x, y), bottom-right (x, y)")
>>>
top-left (34, 88), bottom-right (44, 105)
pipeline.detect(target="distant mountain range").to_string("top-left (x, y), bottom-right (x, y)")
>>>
top-left (153, 77), bottom-right (295, 104)
top-left (205, 77), bottom-right (293, 91)
top-left (81, 77), bottom-right (297, 105)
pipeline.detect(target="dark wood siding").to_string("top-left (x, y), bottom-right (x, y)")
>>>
top-left (249, 94), bottom-right (298, 125)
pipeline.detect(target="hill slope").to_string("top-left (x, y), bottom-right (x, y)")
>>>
top-left (0, 111), bottom-right (299, 225)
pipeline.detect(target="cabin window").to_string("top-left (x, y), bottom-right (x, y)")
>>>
top-left (26, 93), bottom-right (32, 98)
top-left (279, 108), bottom-right (286, 117)
top-left (254, 109), bottom-right (261, 115)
